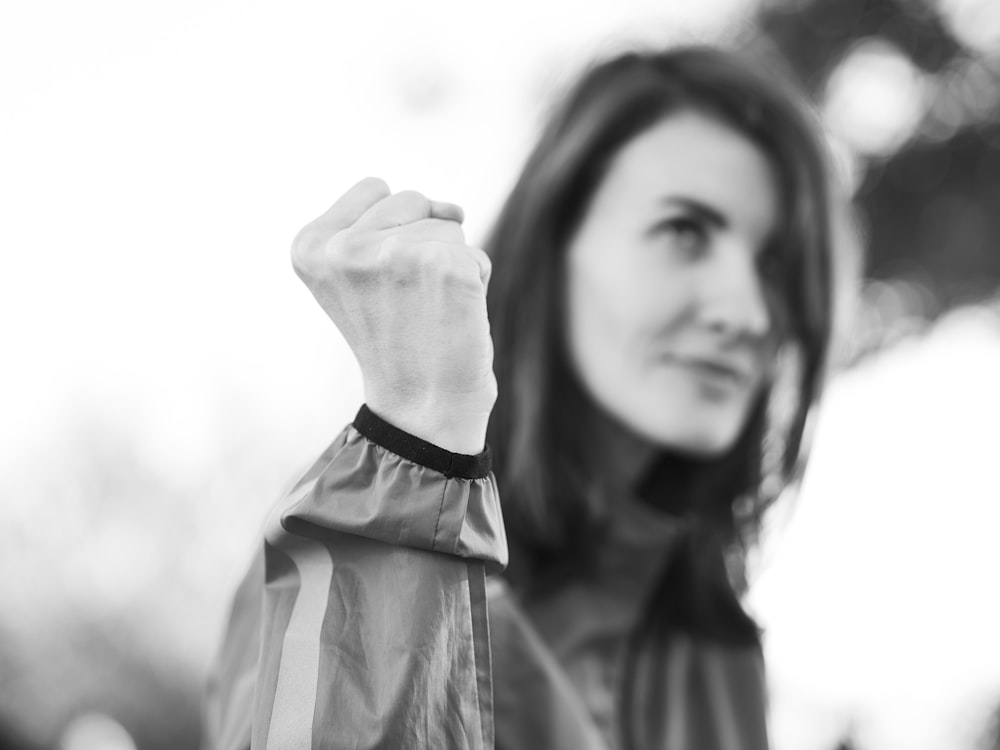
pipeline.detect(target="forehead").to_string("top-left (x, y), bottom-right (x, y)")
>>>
top-left (597, 111), bottom-right (780, 235)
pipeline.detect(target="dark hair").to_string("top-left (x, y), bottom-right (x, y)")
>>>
top-left (484, 46), bottom-right (842, 644)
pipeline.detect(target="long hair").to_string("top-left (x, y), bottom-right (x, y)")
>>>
top-left (483, 45), bottom-right (844, 643)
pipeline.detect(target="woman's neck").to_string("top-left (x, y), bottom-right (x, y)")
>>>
top-left (585, 404), bottom-right (660, 501)
top-left (583, 401), bottom-right (731, 518)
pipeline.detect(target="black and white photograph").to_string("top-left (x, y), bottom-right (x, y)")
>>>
top-left (2, 1), bottom-right (1000, 749)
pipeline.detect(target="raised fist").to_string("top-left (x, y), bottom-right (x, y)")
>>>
top-left (291, 177), bottom-right (496, 454)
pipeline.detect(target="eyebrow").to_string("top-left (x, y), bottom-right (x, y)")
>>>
top-left (659, 196), bottom-right (729, 230)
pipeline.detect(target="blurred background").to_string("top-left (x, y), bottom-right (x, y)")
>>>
top-left (2, 0), bottom-right (1000, 748)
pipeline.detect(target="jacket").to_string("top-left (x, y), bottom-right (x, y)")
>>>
top-left (203, 405), bottom-right (770, 750)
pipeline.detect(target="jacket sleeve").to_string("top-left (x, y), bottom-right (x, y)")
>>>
top-left (202, 405), bottom-right (507, 750)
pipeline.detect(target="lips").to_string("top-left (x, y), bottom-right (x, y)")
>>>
top-left (658, 353), bottom-right (754, 386)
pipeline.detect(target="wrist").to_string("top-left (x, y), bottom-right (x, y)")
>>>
top-left (364, 391), bottom-right (493, 455)
top-left (353, 404), bottom-right (492, 479)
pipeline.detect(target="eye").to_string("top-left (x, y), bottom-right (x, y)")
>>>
top-left (652, 216), bottom-right (709, 258)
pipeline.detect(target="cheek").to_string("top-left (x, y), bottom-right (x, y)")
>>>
top-left (566, 263), bottom-right (651, 373)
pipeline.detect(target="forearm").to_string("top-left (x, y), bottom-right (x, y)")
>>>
top-left (252, 407), bottom-right (505, 749)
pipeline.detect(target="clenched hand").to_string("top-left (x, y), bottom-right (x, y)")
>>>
top-left (291, 177), bottom-right (496, 455)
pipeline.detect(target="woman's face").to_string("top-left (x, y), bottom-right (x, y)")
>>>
top-left (565, 110), bottom-right (781, 456)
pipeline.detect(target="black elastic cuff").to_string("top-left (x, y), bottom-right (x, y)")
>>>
top-left (353, 404), bottom-right (492, 479)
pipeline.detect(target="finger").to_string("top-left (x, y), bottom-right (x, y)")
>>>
top-left (429, 200), bottom-right (464, 224)
top-left (355, 190), bottom-right (433, 230)
top-left (356, 190), bottom-right (464, 231)
top-left (310, 177), bottom-right (392, 234)
top-left (379, 218), bottom-right (466, 246)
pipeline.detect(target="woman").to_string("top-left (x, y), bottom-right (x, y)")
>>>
top-left (204, 46), bottom-right (845, 750)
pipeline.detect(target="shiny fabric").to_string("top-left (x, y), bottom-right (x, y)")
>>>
top-left (203, 420), bottom-right (769, 750)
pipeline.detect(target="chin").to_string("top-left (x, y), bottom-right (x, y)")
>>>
top-left (654, 430), bottom-right (739, 458)
top-left (627, 406), bottom-right (747, 458)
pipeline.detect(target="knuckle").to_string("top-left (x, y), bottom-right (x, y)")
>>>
top-left (439, 250), bottom-right (475, 285)
top-left (291, 223), bottom-right (312, 251)
top-left (472, 247), bottom-right (492, 272)
top-left (435, 219), bottom-right (466, 244)
top-left (327, 233), bottom-right (370, 276)
top-left (377, 233), bottom-right (406, 259)
top-left (376, 235), bottom-right (416, 275)
top-left (483, 375), bottom-right (499, 402)
top-left (418, 249), bottom-right (450, 281)
top-left (336, 253), bottom-right (369, 282)
top-left (290, 226), bottom-right (317, 276)
top-left (331, 227), bottom-right (366, 255)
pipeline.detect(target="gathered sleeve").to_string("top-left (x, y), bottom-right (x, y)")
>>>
top-left (202, 405), bottom-right (507, 750)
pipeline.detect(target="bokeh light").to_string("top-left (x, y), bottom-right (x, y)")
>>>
top-left (823, 37), bottom-right (927, 156)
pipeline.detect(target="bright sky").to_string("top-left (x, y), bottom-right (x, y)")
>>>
top-left (2, 2), bottom-right (1000, 748)
top-left (750, 308), bottom-right (1000, 749)
top-left (0, 0), bottom-right (753, 467)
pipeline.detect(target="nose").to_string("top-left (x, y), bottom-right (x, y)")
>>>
top-left (697, 237), bottom-right (771, 340)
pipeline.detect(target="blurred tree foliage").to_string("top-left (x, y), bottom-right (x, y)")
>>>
top-left (754, 0), bottom-right (1000, 314)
